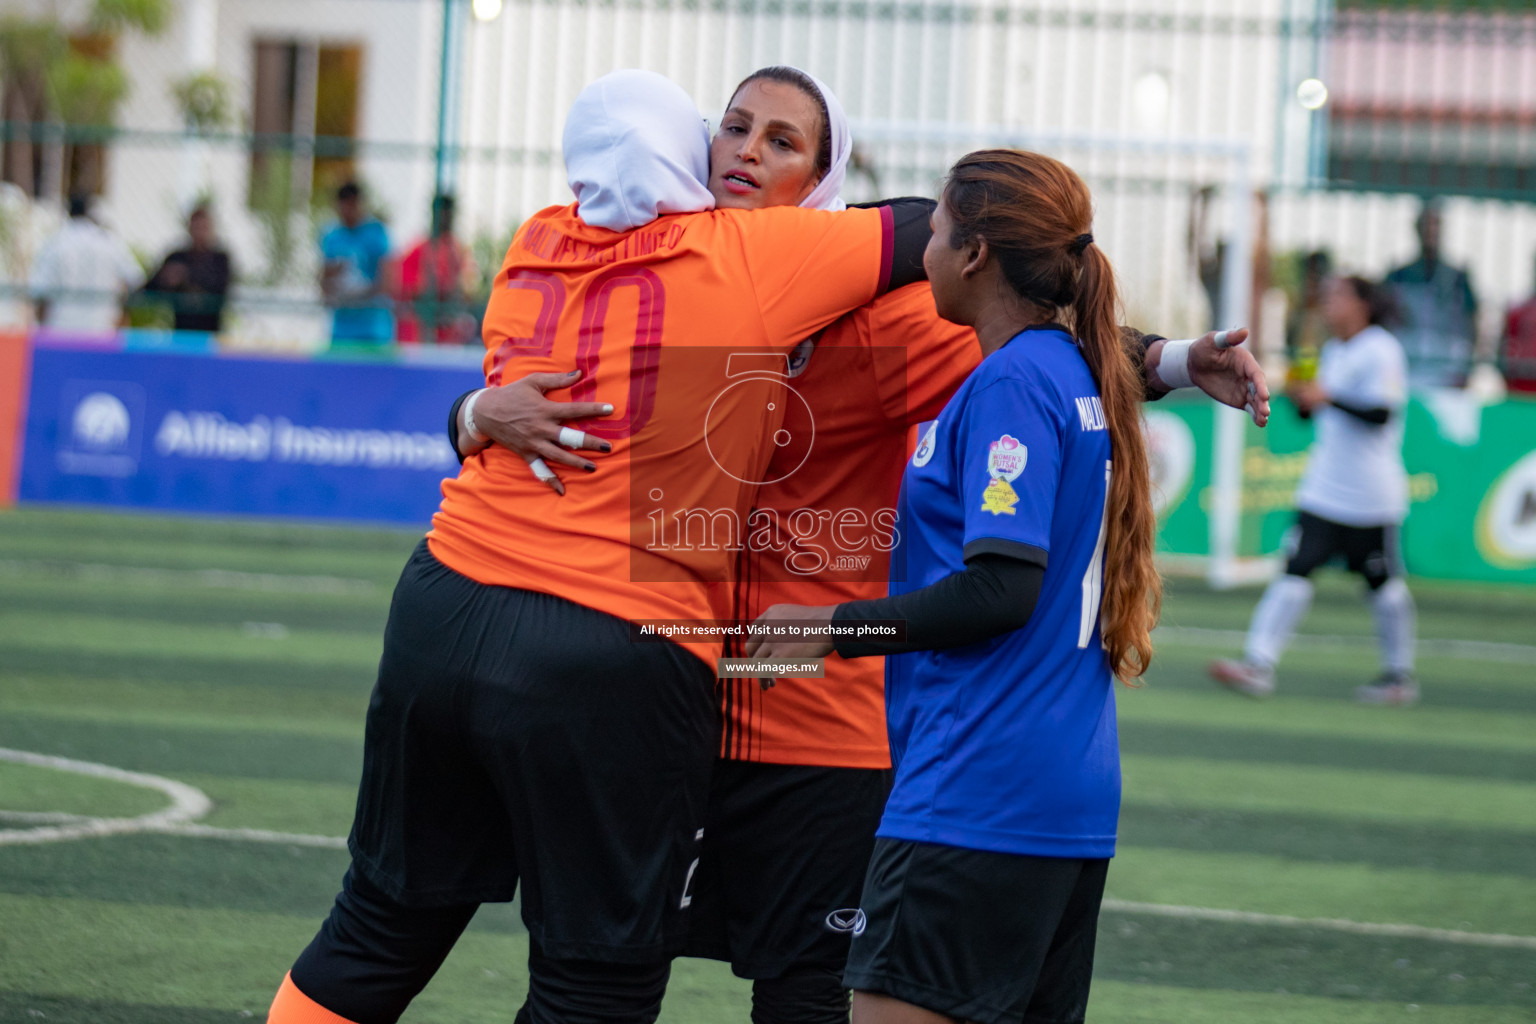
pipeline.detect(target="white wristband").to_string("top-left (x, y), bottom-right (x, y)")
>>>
top-left (1157, 339), bottom-right (1195, 391)
top-left (461, 388), bottom-right (489, 444)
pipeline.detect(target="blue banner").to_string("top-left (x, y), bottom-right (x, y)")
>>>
top-left (18, 342), bottom-right (483, 524)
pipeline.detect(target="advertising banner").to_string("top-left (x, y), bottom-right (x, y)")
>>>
top-left (1148, 392), bottom-right (1536, 586)
top-left (17, 339), bottom-right (482, 525)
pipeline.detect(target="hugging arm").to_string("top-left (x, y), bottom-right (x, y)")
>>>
top-left (852, 197), bottom-right (935, 293)
top-left (856, 196), bottom-right (1269, 423)
top-left (447, 371), bottom-right (615, 495)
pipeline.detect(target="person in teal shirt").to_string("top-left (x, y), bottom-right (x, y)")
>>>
top-left (320, 181), bottom-right (395, 343)
top-left (1386, 200), bottom-right (1477, 388)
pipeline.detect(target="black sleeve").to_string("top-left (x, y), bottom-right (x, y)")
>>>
top-left (850, 197), bottom-right (935, 293)
top-left (831, 552), bottom-right (1045, 658)
top-left (1329, 398), bottom-right (1391, 425)
top-left (447, 388), bottom-right (476, 463)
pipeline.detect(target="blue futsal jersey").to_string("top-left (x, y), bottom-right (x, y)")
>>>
top-left (880, 325), bottom-right (1119, 859)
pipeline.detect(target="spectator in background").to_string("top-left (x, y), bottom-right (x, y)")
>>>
top-left (1285, 250), bottom-right (1332, 366)
top-left (144, 204), bottom-right (232, 333)
top-left (29, 192), bottom-right (143, 333)
top-left (320, 181), bottom-right (394, 343)
top-left (1500, 255), bottom-right (1536, 395)
top-left (394, 193), bottom-right (480, 345)
top-left (1386, 199), bottom-right (1476, 389)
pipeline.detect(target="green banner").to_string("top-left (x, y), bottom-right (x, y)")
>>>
top-left (1146, 392), bottom-right (1536, 586)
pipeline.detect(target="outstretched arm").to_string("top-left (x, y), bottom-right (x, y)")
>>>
top-left (1143, 328), bottom-right (1270, 426)
top-left (857, 199), bottom-right (1269, 423)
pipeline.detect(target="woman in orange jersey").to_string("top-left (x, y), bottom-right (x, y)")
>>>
top-left (266, 70), bottom-right (935, 1024)
top-left (453, 68), bottom-right (1270, 1024)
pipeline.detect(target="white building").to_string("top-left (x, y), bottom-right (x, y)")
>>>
top-left (4, 0), bottom-right (1533, 346)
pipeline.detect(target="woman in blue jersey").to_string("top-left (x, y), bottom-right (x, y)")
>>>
top-left (748, 149), bottom-right (1160, 1024)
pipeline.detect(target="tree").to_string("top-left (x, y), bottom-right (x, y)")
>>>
top-left (0, 0), bottom-right (169, 198)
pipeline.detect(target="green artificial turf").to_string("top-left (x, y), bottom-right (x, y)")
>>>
top-left (1, 507), bottom-right (1533, 1022)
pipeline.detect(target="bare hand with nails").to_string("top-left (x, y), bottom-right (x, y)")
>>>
top-left (1147, 328), bottom-right (1271, 427)
top-left (456, 369), bottom-right (616, 496)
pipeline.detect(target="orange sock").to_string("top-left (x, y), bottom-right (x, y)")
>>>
top-left (267, 972), bottom-right (361, 1024)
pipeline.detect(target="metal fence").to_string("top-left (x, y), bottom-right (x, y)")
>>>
top-left (1, 0), bottom-right (1533, 367)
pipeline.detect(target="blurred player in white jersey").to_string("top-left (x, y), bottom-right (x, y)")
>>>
top-left (1212, 275), bottom-right (1418, 705)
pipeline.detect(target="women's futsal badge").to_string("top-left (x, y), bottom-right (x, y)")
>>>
top-left (981, 434), bottom-right (1027, 516)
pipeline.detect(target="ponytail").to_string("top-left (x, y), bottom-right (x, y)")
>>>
top-left (944, 149), bottom-right (1161, 681)
top-left (1072, 245), bottom-right (1161, 681)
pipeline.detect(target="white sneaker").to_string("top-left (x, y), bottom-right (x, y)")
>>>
top-left (1356, 675), bottom-right (1419, 706)
top-left (1209, 659), bottom-right (1276, 698)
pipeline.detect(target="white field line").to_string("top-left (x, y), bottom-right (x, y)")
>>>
top-left (1156, 625), bottom-right (1536, 665)
top-left (0, 748), bottom-right (345, 848)
top-left (0, 810), bottom-right (96, 825)
top-left (0, 558), bottom-right (376, 596)
top-left (0, 747), bottom-right (212, 846)
top-left (6, 748), bottom-right (1536, 951)
top-left (1102, 898), bottom-right (1536, 950)
top-left (157, 823), bottom-right (347, 849)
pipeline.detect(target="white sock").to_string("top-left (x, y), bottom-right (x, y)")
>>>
top-left (1370, 577), bottom-right (1417, 676)
top-left (1245, 574), bottom-right (1314, 670)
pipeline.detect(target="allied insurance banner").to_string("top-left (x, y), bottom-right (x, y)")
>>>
top-left (3, 332), bottom-right (1534, 586)
top-left (1146, 392), bottom-right (1536, 586)
top-left (12, 334), bottom-right (482, 524)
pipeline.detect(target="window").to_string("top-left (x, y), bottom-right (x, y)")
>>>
top-left (249, 39), bottom-right (363, 208)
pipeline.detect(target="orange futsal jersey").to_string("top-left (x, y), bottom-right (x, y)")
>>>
top-left (719, 283), bottom-right (982, 768)
top-left (427, 202), bottom-right (895, 667)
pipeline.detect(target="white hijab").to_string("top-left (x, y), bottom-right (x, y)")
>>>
top-left (794, 69), bottom-right (852, 213)
top-left (563, 69), bottom-right (715, 232)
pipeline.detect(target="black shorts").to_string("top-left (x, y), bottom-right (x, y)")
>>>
top-left (1285, 510), bottom-right (1403, 588)
top-left (348, 540), bottom-right (719, 962)
top-left (844, 838), bottom-right (1108, 1024)
top-left (684, 760), bottom-right (891, 978)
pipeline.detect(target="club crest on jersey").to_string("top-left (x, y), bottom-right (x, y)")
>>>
top-left (982, 434), bottom-right (1026, 515)
top-left (912, 421), bottom-right (938, 467)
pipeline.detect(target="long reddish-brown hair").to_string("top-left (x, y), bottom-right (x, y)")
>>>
top-left (942, 149), bottom-right (1161, 680)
